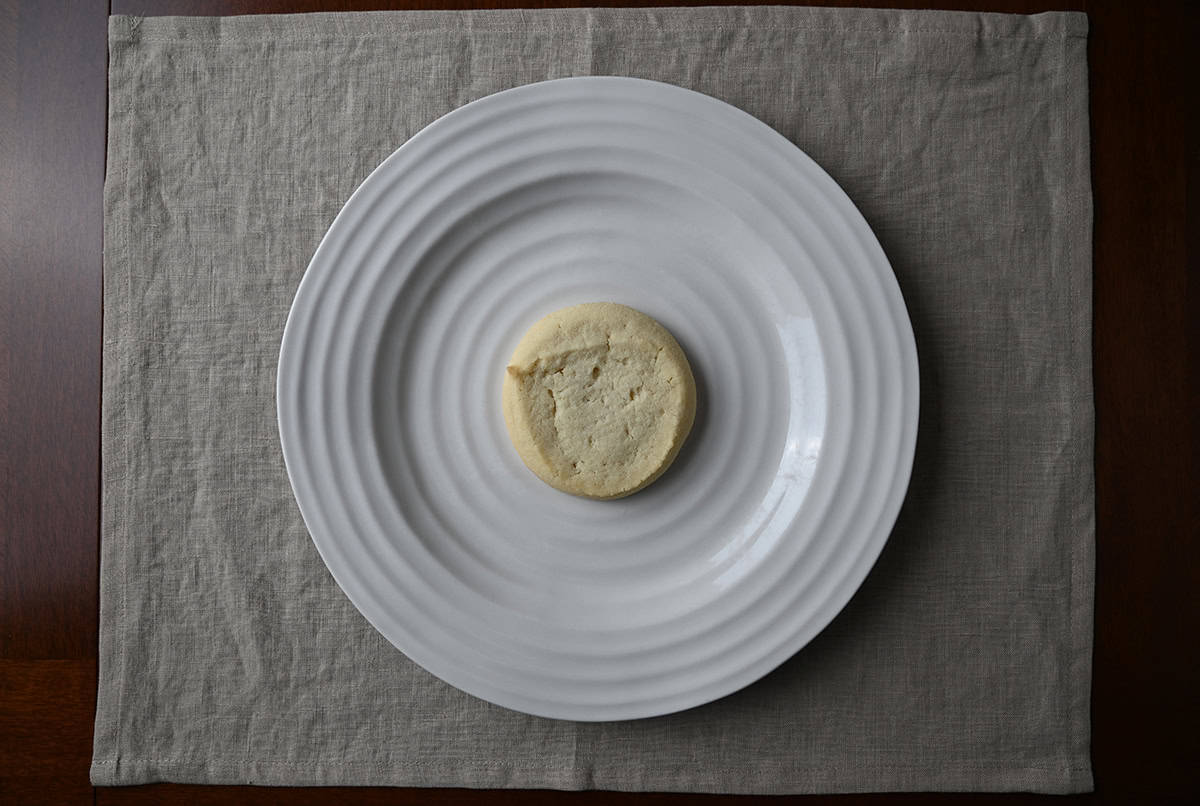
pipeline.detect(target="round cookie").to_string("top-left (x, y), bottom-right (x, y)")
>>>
top-left (502, 303), bottom-right (697, 500)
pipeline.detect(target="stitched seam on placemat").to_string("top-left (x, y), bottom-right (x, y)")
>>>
top-left (116, 28), bottom-right (1085, 44)
top-left (1059, 27), bottom-right (1075, 773)
top-left (112, 13), bottom-right (137, 765)
top-left (89, 759), bottom-right (1093, 771)
top-left (1061, 27), bottom-right (1093, 781)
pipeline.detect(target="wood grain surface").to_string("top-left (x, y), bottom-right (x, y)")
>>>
top-left (2, 0), bottom-right (107, 803)
top-left (1, 0), bottom-right (1195, 804)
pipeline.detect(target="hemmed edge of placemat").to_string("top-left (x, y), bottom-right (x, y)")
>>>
top-left (91, 12), bottom-right (140, 789)
top-left (106, 7), bottom-right (1088, 45)
top-left (90, 757), bottom-right (1095, 793)
top-left (1059, 13), bottom-right (1097, 796)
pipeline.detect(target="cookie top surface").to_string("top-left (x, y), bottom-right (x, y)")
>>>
top-left (502, 302), bottom-right (697, 500)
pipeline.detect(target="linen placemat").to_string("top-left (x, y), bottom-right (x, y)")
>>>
top-left (93, 6), bottom-right (1093, 793)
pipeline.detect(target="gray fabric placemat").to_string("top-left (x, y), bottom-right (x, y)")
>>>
top-left (93, 6), bottom-right (1094, 793)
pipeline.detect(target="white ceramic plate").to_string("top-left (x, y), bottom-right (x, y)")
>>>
top-left (278, 77), bottom-right (918, 721)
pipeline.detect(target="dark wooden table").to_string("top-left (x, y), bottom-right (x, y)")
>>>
top-left (2, 1), bottom-right (1195, 803)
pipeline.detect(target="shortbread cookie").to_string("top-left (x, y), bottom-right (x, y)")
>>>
top-left (502, 303), bottom-right (697, 500)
